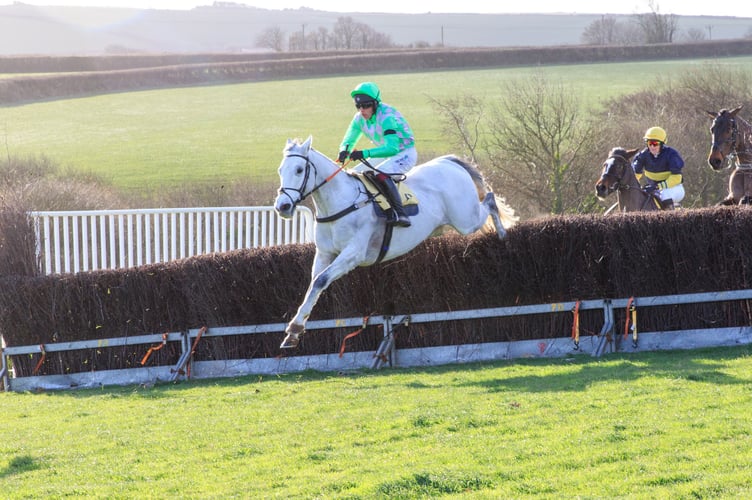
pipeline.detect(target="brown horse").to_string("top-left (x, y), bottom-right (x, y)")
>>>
top-left (706, 105), bottom-right (752, 205)
top-left (595, 147), bottom-right (664, 212)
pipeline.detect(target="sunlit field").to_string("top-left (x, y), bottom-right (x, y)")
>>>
top-left (2, 56), bottom-right (750, 195)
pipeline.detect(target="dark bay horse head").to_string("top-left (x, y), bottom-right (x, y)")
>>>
top-left (706, 105), bottom-right (743, 171)
top-left (595, 147), bottom-right (639, 198)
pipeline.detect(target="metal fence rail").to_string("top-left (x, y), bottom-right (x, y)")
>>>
top-left (29, 206), bottom-right (314, 275)
top-left (4, 289), bottom-right (752, 392)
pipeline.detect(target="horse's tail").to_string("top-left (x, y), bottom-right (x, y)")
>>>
top-left (447, 156), bottom-right (518, 230)
top-left (447, 156), bottom-right (488, 197)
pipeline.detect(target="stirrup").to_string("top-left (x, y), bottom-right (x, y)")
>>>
top-left (387, 210), bottom-right (411, 227)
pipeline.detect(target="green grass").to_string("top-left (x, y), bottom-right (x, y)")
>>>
top-left (2, 345), bottom-right (752, 498)
top-left (2, 55), bottom-right (752, 196)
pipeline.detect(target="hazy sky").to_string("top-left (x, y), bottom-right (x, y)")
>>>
top-left (2, 1), bottom-right (752, 17)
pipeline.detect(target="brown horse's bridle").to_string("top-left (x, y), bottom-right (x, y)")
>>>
top-left (600, 153), bottom-right (636, 194)
top-left (711, 115), bottom-right (739, 161)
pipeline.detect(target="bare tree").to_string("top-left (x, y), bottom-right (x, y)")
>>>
top-left (433, 75), bottom-right (597, 217)
top-left (332, 16), bottom-right (360, 49)
top-left (682, 27), bottom-right (707, 41)
top-left (426, 94), bottom-right (485, 163)
top-left (357, 25), bottom-right (393, 49)
top-left (581, 15), bottom-right (620, 45)
top-left (288, 31), bottom-right (306, 51)
top-left (485, 75), bottom-right (598, 215)
top-left (309, 28), bottom-right (329, 51)
top-left (633, 1), bottom-right (678, 44)
top-left (255, 26), bottom-right (286, 52)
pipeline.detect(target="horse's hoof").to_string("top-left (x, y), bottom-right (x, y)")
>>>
top-left (280, 334), bottom-right (300, 349)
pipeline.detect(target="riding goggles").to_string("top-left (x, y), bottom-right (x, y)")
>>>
top-left (355, 101), bottom-right (375, 109)
top-left (647, 140), bottom-right (662, 147)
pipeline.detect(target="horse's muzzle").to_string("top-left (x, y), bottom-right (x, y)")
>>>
top-left (595, 181), bottom-right (612, 197)
top-left (708, 154), bottom-right (725, 170)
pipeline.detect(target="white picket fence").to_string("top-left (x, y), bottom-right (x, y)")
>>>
top-left (29, 206), bottom-right (314, 275)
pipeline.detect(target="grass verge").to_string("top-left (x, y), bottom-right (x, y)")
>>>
top-left (1, 345), bottom-right (751, 498)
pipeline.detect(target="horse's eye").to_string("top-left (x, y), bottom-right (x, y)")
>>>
top-left (296, 166), bottom-right (304, 175)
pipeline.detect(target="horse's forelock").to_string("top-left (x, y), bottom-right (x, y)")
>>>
top-left (609, 147), bottom-right (628, 157)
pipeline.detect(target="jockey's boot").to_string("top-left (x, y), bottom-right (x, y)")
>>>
top-left (661, 198), bottom-right (674, 210)
top-left (376, 174), bottom-right (411, 227)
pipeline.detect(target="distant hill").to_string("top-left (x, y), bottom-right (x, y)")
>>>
top-left (1, 3), bottom-right (751, 55)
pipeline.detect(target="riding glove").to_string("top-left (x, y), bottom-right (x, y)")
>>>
top-left (644, 184), bottom-right (658, 193)
top-left (337, 150), bottom-right (349, 163)
top-left (349, 149), bottom-right (366, 161)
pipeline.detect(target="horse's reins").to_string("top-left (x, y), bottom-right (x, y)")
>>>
top-left (278, 153), bottom-right (375, 224)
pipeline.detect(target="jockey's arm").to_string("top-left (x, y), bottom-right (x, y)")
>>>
top-left (339, 120), bottom-right (363, 153)
top-left (640, 171), bottom-right (682, 189)
top-left (361, 129), bottom-right (401, 159)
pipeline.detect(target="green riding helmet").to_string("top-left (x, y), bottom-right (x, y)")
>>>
top-left (350, 81), bottom-right (381, 104)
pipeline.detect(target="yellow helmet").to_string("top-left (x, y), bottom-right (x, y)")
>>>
top-left (643, 126), bottom-right (667, 144)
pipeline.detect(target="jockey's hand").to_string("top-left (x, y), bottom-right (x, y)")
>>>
top-left (349, 149), bottom-right (365, 162)
top-left (337, 150), bottom-right (349, 163)
top-left (644, 184), bottom-right (658, 194)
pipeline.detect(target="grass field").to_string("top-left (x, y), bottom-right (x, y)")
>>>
top-left (2, 55), bottom-right (752, 198)
top-left (1, 345), bottom-right (751, 498)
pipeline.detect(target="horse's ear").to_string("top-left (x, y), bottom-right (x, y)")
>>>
top-left (731, 105), bottom-right (743, 116)
top-left (704, 109), bottom-right (718, 119)
top-left (626, 148), bottom-right (639, 158)
top-left (302, 135), bottom-right (313, 150)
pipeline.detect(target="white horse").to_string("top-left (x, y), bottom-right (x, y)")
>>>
top-left (273, 136), bottom-right (517, 348)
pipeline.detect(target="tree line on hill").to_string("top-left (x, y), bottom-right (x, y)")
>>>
top-left (257, 5), bottom-right (752, 52)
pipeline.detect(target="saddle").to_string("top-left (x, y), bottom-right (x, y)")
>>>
top-left (355, 171), bottom-right (419, 217)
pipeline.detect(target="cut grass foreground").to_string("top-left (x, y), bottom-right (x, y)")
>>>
top-left (2, 56), bottom-right (752, 196)
top-left (1, 345), bottom-right (751, 498)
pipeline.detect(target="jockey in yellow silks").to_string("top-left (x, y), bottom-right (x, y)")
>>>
top-left (631, 126), bottom-right (685, 210)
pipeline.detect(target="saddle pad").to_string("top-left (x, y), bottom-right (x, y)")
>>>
top-left (356, 172), bottom-right (418, 211)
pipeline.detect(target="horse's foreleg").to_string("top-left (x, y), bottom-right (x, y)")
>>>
top-left (280, 251), bottom-right (362, 349)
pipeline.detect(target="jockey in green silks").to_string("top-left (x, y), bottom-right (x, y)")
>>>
top-left (338, 81), bottom-right (417, 227)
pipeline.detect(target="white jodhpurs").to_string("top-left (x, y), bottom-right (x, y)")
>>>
top-left (352, 147), bottom-right (418, 175)
top-left (659, 184), bottom-right (685, 203)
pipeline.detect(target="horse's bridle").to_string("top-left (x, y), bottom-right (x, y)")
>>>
top-left (277, 152), bottom-right (369, 223)
top-left (599, 153), bottom-right (635, 194)
top-left (711, 114), bottom-right (739, 159)
top-left (277, 153), bottom-right (343, 210)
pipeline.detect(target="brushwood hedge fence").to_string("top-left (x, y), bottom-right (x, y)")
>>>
top-left (1, 207), bottom-right (752, 378)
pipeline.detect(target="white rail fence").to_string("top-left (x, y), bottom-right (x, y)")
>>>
top-left (29, 206), bottom-right (314, 275)
top-left (3, 289), bottom-right (752, 392)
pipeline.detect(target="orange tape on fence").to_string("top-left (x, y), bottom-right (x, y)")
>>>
top-left (140, 333), bottom-right (168, 366)
top-left (623, 297), bottom-right (635, 340)
top-left (186, 326), bottom-right (207, 379)
top-left (32, 344), bottom-right (46, 375)
top-left (571, 300), bottom-right (581, 346)
top-left (339, 316), bottom-right (370, 358)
